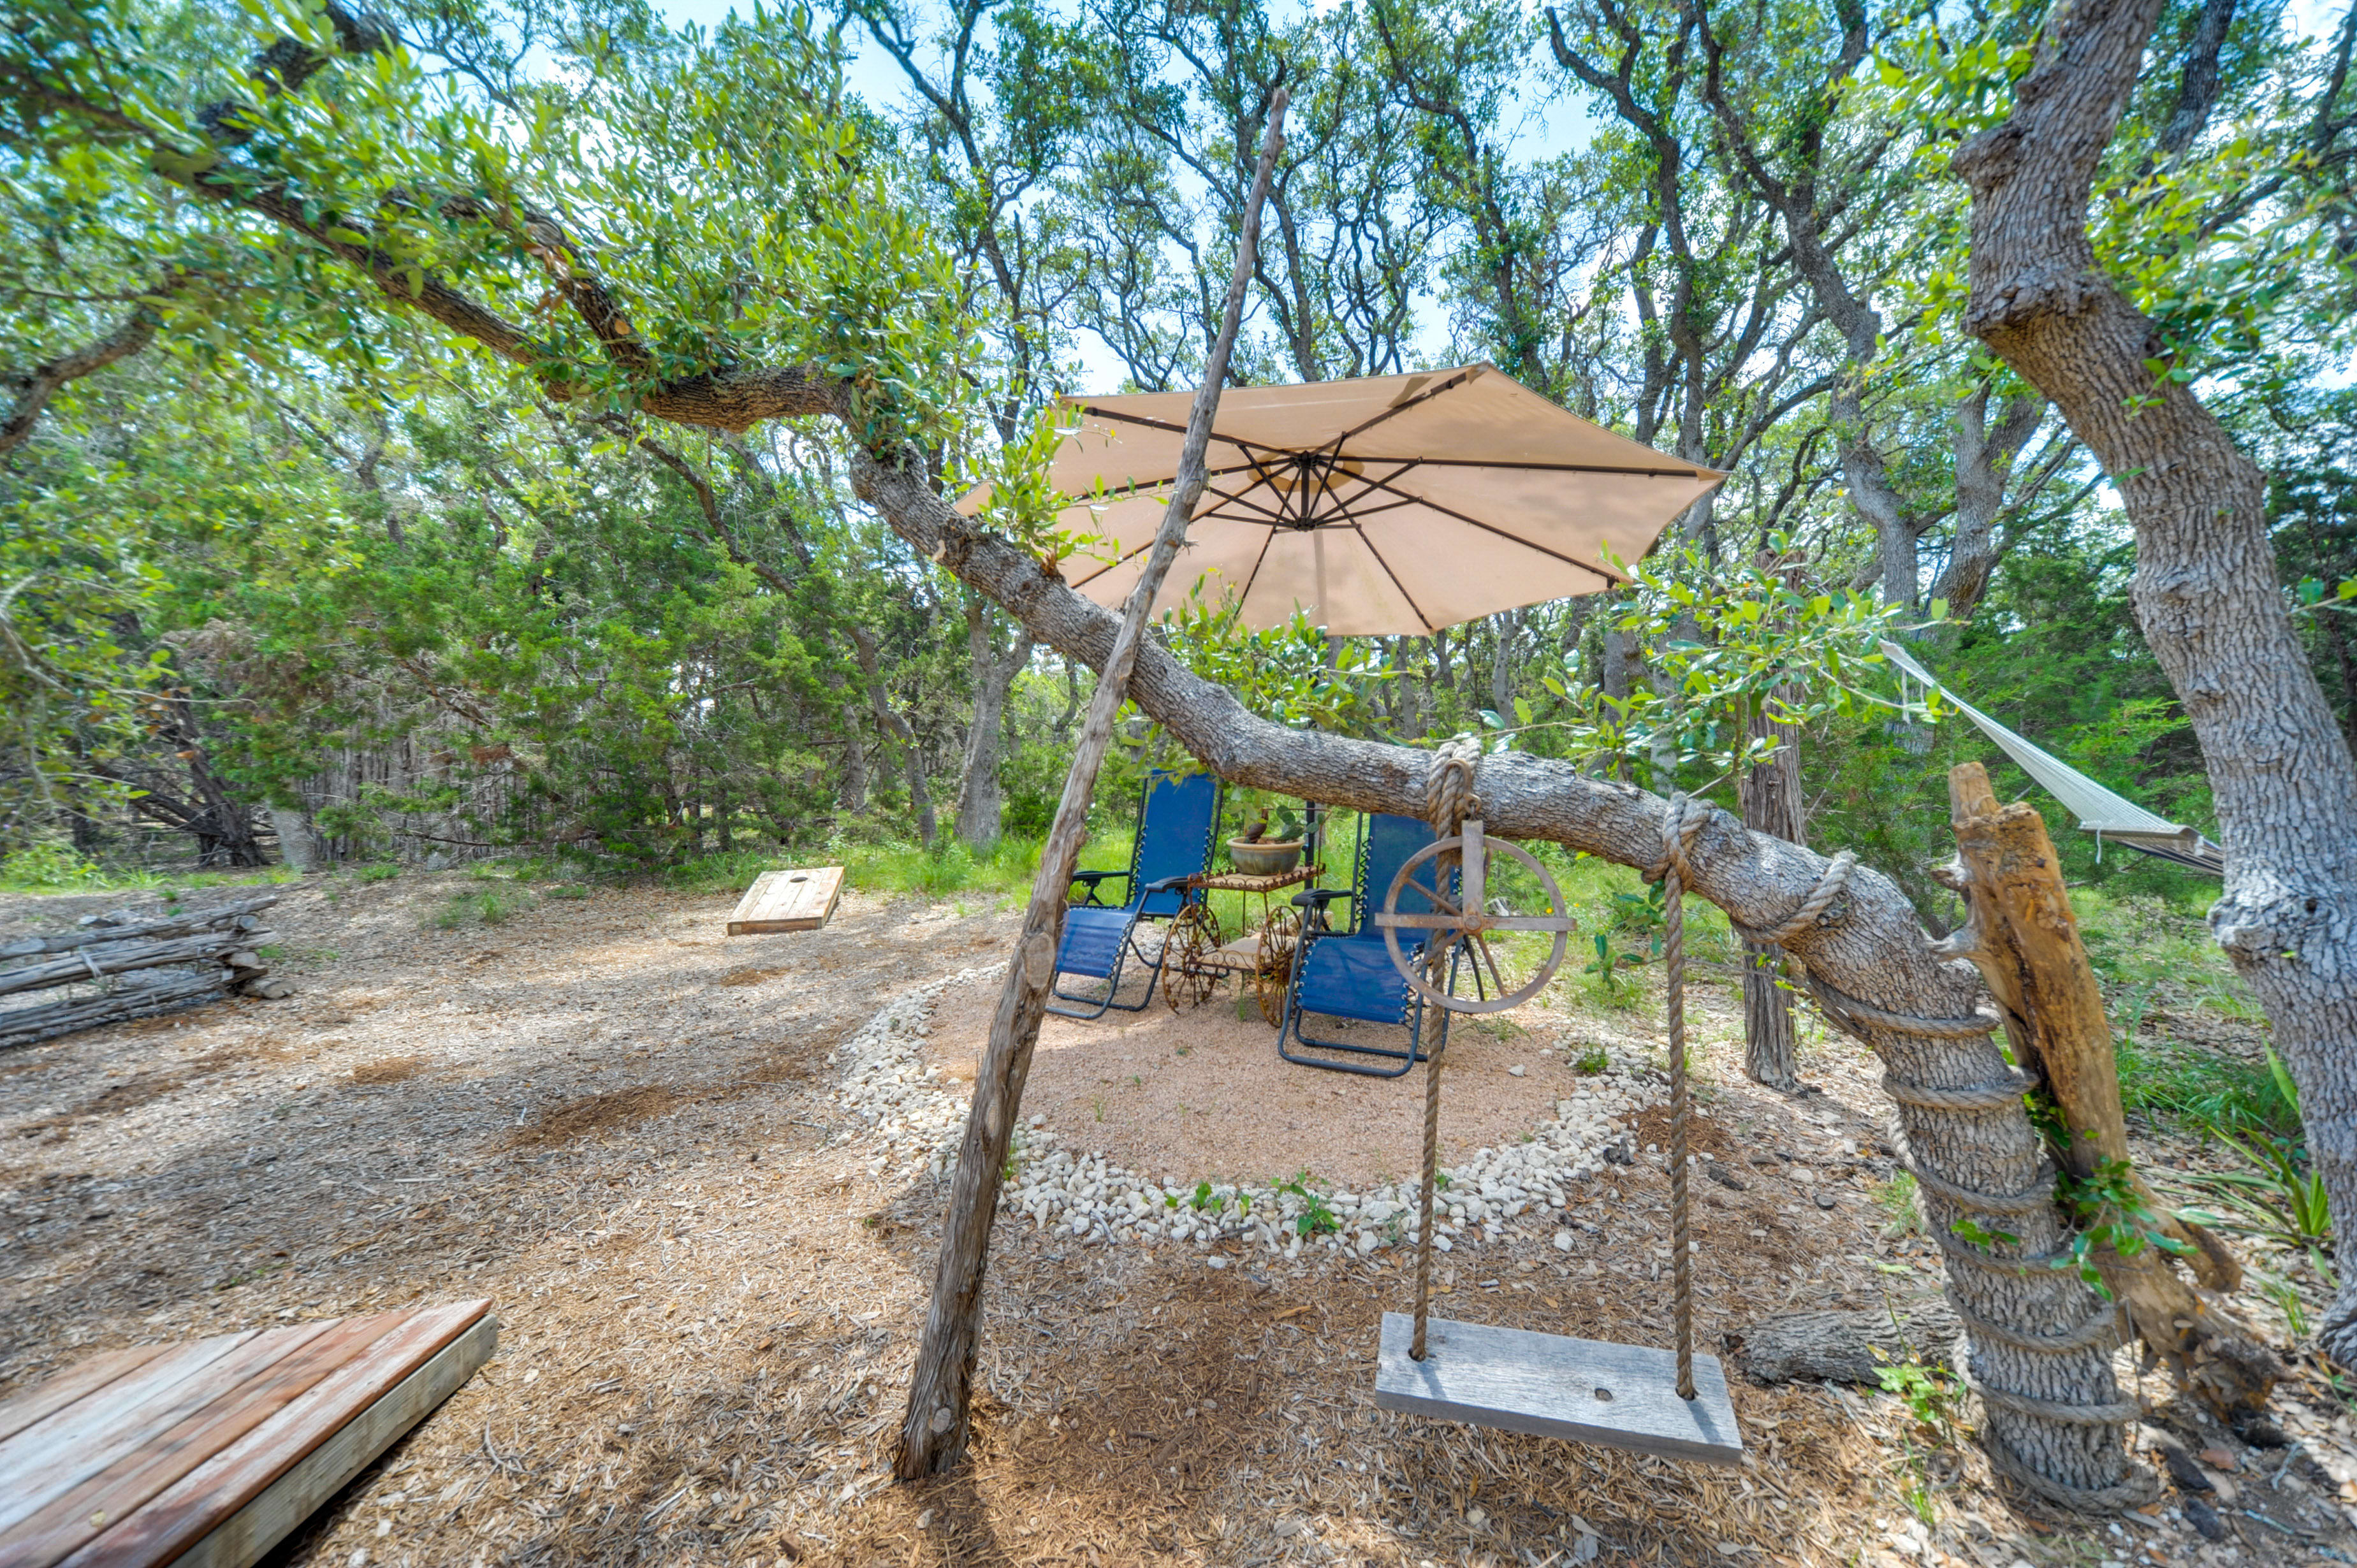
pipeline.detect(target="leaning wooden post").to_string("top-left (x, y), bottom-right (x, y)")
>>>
top-left (1939, 762), bottom-right (2277, 1418)
top-left (893, 92), bottom-right (1290, 1480)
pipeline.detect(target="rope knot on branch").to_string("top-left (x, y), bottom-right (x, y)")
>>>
top-left (1423, 734), bottom-right (1482, 838)
top-left (1652, 793), bottom-right (1711, 889)
top-left (1731, 850), bottom-right (1858, 947)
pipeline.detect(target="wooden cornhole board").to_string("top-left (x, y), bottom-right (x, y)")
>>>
top-left (1375, 1311), bottom-right (1744, 1466)
top-left (0, 1298), bottom-right (495, 1568)
top-left (727, 866), bottom-right (844, 935)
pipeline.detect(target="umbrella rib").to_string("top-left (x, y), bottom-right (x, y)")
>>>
top-left (1343, 521), bottom-right (1439, 633)
top-left (1318, 492), bottom-right (1423, 523)
top-left (1070, 403), bottom-right (1299, 458)
top-left (1093, 460), bottom-right (1264, 498)
top-left (1311, 460), bottom-right (1424, 525)
top-left (1327, 367), bottom-right (1481, 448)
top-left (1199, 479), bottom-right (1288, 525)
top-left (1338, 454), bottom-right (1714, 479)
top-left (1234, 521), bottom-right (1280, 621)
top-left (1352, 470), bottom-right (1625, 585)
top-left (1062, 531), bottom-right (1167, 592)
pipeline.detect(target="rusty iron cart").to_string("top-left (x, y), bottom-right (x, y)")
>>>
top-left (1158, 862), bottom-right (1328, 1022)
top-left (1157, 801), bottom-right (1336, 1022)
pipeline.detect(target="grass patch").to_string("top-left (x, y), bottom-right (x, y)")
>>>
top-left (430, 889), bottom-right (525, 929)
top-left (2075, 885), bottom-right (2261, 1022)
top-left (840, 832), bottom-right (1135, 904)
top-left (662, 848), bottom-right (779, 894)
top-left (2117, 1031), bottom-right (2298, 1136)
top-left (0, 845), bottom-right (306, 896)
top-left (1873, 1171), bottom-right (1923, 1238)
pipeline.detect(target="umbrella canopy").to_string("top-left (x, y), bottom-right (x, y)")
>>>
top-left (961, 363), bottom-right (1724, 635)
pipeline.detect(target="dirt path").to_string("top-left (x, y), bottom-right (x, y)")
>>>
top-left (2, 873), bottom-right (2350, 1567)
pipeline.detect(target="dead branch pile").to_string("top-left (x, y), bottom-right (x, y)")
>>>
top-left (0, 893), bottom-right (288, 1049)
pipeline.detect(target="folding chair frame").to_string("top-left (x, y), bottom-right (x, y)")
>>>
top-left (1276, 813), bottom-right (1457, 1077)
top-left (1047, 771), bottom-right (1222, 1020)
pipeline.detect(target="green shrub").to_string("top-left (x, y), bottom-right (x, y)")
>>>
top-left (0, 843), bottom-right (105, 889)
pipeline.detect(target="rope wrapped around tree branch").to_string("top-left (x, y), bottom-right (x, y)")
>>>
top-left (1729, 849), bottom-right (1856, 945)
top-left (1796, 940), bottom-right (2144, 1506)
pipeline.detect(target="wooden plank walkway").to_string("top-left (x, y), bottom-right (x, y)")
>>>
top-left (0, 1299), bottom-right (495, 1568)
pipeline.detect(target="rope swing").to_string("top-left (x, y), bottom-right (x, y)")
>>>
top-left (1372, 747), bottom-right (1744, 1466)
top-left (1371, 754), bottom-right (2152, 1504)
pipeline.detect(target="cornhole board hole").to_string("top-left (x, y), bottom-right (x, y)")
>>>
top-left (0, 1298), bottom-right (495, 1568)
top-left (1374, 1311), bottom-right (1744, 1465)
top-left (727, 866), bottom-right (845, 936)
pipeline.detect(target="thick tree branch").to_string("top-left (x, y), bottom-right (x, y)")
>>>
top-left (1, 283), bottom-right (176, 455)
top-left (2158, 0), bottom-right (2237, 157)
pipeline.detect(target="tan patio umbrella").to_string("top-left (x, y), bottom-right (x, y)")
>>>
top-left (961, 363), bottom-right (1725, 635)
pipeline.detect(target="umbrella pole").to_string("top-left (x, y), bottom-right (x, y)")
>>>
top-left (894, 89), bottom-right (1290, 1481)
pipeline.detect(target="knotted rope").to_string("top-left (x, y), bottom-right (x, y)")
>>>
top-left (1410, 735), bottom-right (1482, 1362)
top-left (1729, 849), bottom-right (1856, 947)
top-left (1653, 794), bottom-right (1710, 1400)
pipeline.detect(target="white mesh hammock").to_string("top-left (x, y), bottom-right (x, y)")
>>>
top-left (1879, 641), bottom-right (2224, 877)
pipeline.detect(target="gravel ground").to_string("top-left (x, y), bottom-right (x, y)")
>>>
top-left (3, 869), bottom-right (2354, 1567)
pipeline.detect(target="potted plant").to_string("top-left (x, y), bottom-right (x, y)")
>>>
top-left (1229, 803), bottom-right (1304, 876)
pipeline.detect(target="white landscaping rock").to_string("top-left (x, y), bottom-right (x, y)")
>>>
top-left (828, 973), bottom-right (1659, 1261)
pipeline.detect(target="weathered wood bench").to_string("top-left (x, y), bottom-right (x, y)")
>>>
top-left (0, 1298), bottom-right (495, 1568)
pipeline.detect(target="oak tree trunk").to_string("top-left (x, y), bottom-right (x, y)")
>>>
top-left (955, 592), bottom-right (1033, 850)
top-left (1740, 684), bottom-right (1804, 1089)
top-left (1954, 0), bottom-right (2357, 1361)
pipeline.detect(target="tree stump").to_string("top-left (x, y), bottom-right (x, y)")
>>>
top-left (1937, 762), bottom-right (2277, 1420)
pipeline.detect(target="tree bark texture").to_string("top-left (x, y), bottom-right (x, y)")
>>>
top-left (1740, 684), bottom-right (1804, 1089)
top-left (267, 804), bottom-right (321, 872)
top-left (1954, 0), bottom-right (2357, 1363)
top-left (955, 593), bottom-right (1033, 850)
top-left (893, 91), bottom-right (1290, 1480)
top-left (1941, 764), bottom-right (2277, 1421)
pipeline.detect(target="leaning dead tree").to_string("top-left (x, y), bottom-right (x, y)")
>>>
top-left (894, 91), bottom-right (1290, 1479)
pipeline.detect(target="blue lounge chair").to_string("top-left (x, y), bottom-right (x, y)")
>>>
top-left (1276, 812), bottom-right (1456, 1077)
top-left (1049, 769), bottom-right (1223, 1019)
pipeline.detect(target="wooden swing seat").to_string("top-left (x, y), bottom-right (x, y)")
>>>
top-left (1373, 1311), bottom-right (1744, 1465)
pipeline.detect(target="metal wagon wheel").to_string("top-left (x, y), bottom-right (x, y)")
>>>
top-left (1162, 903), bottom-right (1225, 1012)
top-left (1252, 906), bottom-right (1303, 1026)
top-left (1373, 820), bottom-right (1574, 1014)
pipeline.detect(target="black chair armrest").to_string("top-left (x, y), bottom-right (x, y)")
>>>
top-left (1070, 869), bottom-right (1128, 906)
top-left (1290, 888), bottom-right (1352, 910)
top-left (1140, 873), bottom-right (1195, 895)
